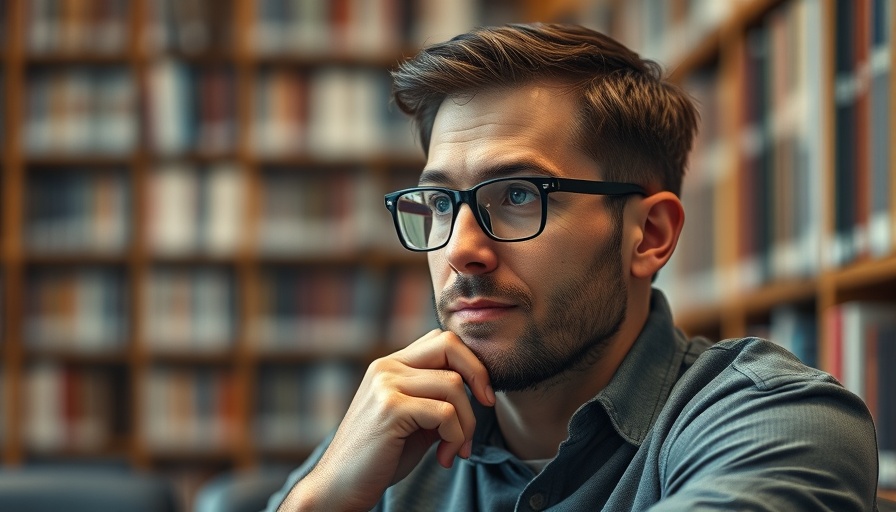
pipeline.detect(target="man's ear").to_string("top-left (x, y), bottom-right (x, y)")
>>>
top-left (628, 192), bottom-right (685, 280)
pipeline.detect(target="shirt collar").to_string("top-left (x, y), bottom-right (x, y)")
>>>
top-left (589, 288), bottom-right (686, 445)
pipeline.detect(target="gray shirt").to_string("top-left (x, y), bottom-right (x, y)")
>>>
top-left (267, 290), bottom-right (879, 511)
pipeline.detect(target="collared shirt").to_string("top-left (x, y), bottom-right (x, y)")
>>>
top-left (267, 290), bottom-right (879, 511)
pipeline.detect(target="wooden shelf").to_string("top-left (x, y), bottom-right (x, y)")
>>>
top-left (23, 54), bottom-right (131, 66)
top-left (23, 348), bottom-right (129, 364)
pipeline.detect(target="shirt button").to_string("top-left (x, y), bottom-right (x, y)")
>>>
top-left (529, 493), bottom-right (546, 511)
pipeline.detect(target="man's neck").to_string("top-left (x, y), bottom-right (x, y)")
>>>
top-left (493, 294), bottom-right (650, 461)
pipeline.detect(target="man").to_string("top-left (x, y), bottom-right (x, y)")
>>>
top-left (269, 23), bottom-right (878, 511)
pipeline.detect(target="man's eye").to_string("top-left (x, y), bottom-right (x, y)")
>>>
top-left (505, 187), bottom-right (537, 206)
top-left (431, 196), bottom-right (452, 214)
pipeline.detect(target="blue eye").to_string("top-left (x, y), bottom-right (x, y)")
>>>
top-left (506, 187), bottom-right (537, 206)
top-left (430, 195), bottom-right (452, 215)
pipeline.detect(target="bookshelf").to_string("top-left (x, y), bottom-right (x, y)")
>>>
top-left (0, 0), bottom-right (557, 509)
top-left (570, 0), bottom-right (896, 498)
top-left (3, 0), bottom-right (892, 506)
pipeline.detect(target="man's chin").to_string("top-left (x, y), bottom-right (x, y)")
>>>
top-left (451, 320), bottom-right (507, 342)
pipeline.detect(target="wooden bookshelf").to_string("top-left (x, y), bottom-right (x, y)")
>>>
top-left (3, 0), bottom-right (893, 506)
top-left (0, 0), bottom-right (554, 508)
top-left (584, 0), bottom-right (896, 498)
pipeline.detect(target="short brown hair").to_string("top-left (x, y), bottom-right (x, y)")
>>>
top-left (391, 23), bottom-right (698, 196)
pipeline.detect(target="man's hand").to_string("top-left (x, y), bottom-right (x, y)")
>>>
top-left (278, 329), bottom-right (495, 511)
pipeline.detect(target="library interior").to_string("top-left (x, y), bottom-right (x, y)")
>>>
top-left (0, 0), bottom-right (894, 510)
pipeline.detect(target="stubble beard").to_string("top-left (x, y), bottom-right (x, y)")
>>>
top-left (434, 225), bottom-right (627, 393)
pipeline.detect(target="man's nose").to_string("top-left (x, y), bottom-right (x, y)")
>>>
top-left (443, 204), bottom-right (499, 275)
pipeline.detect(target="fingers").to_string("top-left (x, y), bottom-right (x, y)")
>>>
top-left (393, 369), bottom-right (477, 451)
top-left (393, 396), bottom-right (468, 468)
top-left (397, 329), bottom-right (496, 408)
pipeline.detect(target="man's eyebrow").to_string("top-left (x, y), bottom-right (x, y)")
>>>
top-left (418, 162), bottom-right (557, 186)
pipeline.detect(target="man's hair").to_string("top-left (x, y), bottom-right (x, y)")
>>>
top-left (391, 23), bottom-right (699, 196)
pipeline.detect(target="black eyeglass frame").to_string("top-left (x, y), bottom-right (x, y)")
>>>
top-left (383, 176), bottom-right (648, 252)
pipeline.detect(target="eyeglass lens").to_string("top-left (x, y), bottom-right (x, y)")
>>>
top-left (395, 179), bottom-right (544, 250)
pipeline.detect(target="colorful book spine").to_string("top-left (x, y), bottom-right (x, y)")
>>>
top-left (253, 267), bottom-right (380, 354)
top-left (144, 366), bottom-right (238, 451)
top-left (24, 68), bottom-right (137, 155)
top-left (148, 163), bottom-right (246, 255)
top-left (254, 362), bottom-right (356, 449)
top-left (26, 171), bottom-right (130, 254)
top-left (144, 267), bottom-right (237, 352)
top-left (24, 362), bottom-right (113, 452)
top-left (25, 268), bottom-right (127, 351)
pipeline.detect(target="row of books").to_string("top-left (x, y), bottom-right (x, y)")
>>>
top-left (17, 0), bottom-right (482, 57)
top-left (255, 170), bottom-right (392, 255)
top-left (735, 0), bottom-right (826, 290)
top-left (146, 0), bottom-right (477, 57)
top-left (824, 301), bottom-right (896, 487)
top-left (831, 0), bottom-right (893, 266)
top-left (25, 268), bottom-right (127, 351)
top-left (593, 0), bottom-right (743, 66)
top-left (144, 0), bottom-right (233, 55)
top-left (147, 61), bottom-right (236, 156)
top-left (252, 268), bottom-right (414, 354)
top-left (147, 62), bottom-right (417, 158)
top-left (143, 366), bottom-right (238, 451)
top-left (661, 67), bottom-right (727, 310)
top-left (26, 171), bottom-right (130, 254)
top-left (143, 267), bottom-right (236, 352)
top-left (15, 62), bottom-right (418, 158)
top-left (634, 0), bottom-right (894, 302)
top-left (24, 67), bottom-right (137, 155)
top-left (148, 163), bottom-right (245, 256)
top-left (15, 266), bottom-right (435, 353)
top-left (150, 164), bottom-right (402, 256)
top-left (18, 163), bottom-right (413, 256)
top-left (250, 0), bottom-right (403, 57)
top-left (382, 267), bottom-right (438, 348)
top-left (25, 0), bottom-right (129, 55)
top-left (24, 362), bottom-right (115, 452)
top-left (257, 67), bottom-right (416, 158)
top-left (0, 369), bottom-right (4, 441)
top-left (254, 362), bottom-right (357, 449)
top-left (15, 360), bottom-right (371, 454)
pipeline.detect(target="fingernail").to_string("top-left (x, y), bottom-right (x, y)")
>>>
top-left (486, 385), bottom-right (496, 405)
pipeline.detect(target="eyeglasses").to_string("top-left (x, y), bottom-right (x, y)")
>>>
top-left (384, 176), bottom-right (646, 252)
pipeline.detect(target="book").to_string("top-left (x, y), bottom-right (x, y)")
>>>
top-left (25, 0), bottom-right (128, 55)
top-left (24, 362), bottom-right (113, 452)
top-left (144, 366), bottom-right (238, 451)
top-left (868, 0), bottom-right (893, 257)
top-left (144, 267), bottom-right (236, 352)
top-left (25, 268), bottom-right (127, 351)
top-left (148, 163), bottom-right (246, 255)
top-left (26, 170), bottom-right (130, 254)
top-left (254, 362), bottom-right (357, 449)
top-left (384, 268), bottom-right (438, 348)
top-left (257, 170), bottom-right (378, 255)
top-left (24, 68), bottom-right (137, 155)
top-left (253, 267), bottom-right (379, 354)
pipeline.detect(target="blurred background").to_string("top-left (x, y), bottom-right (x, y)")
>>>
top-left (0, 0), bottom-right (894, 510)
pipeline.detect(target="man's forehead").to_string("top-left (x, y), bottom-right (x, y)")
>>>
top-left (418, 161), bottom-right (556, 187)
top-left (423, 83), bottom-right (584, 187)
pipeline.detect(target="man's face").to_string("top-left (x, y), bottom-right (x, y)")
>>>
top-left (424, 82), bottom-right (629, 392)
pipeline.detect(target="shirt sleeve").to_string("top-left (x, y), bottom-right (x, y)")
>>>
top-left (651, 353), bottom-right (878, 511)
top-left (262, 433), bottom-right (333, 512)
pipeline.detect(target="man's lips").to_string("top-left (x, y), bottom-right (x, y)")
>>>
top-left (446, 299), bottom-right (517, 322)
